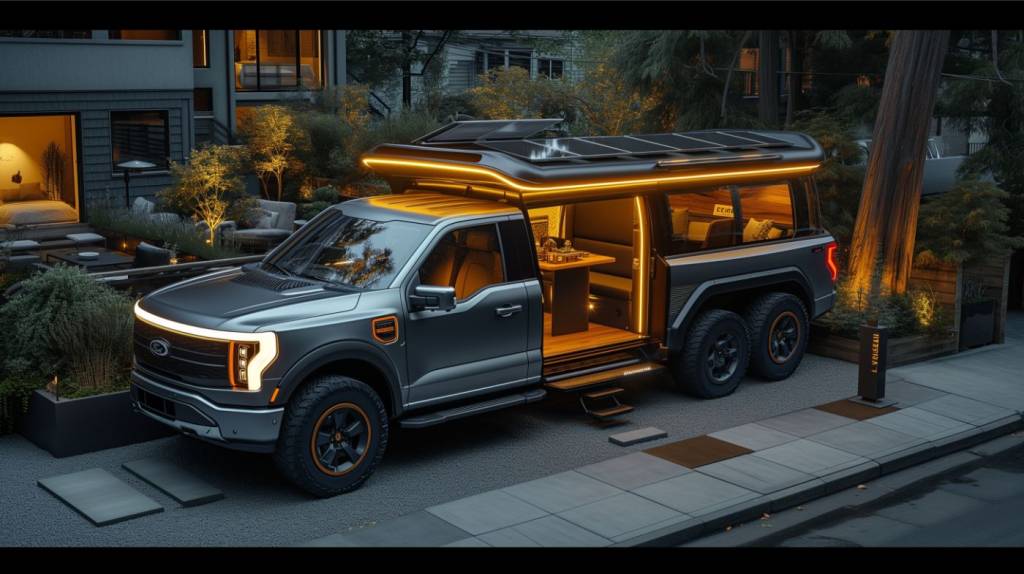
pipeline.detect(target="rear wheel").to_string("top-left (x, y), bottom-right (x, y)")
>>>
top-left (673, 309), bottom-right (751, 398)
top-left (273, 375), bottom-right (388, 498)
top-left (745, 292), bottom-right (809, 381)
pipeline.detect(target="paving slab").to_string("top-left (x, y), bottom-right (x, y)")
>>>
top-left (480, 515), bottom-right (612, 547)
top-left (426, 490), bottom-right (548, 535)
top-left (122, 458), bottom-right (224, 507)
top-left (37, 468), bottom-right (163, 527)
top-left (815, 399), bottom-right (900, 421)
top-left (709, 423), bottom-right (799, 451)
top-left (644, 435), bottom-right (751, 468)
top-left (758, 408), bottom-right (856, 437)
top-left (883, 381), bottom-right (949, 407)
top-left (303, 510), bottom-right (472, 547)
top-left (807, 420), bottom-right (924, 460)
top-left (634, 471), bottom-right (761, 517)
top-left (751, 438), bottom-right (874, 478)
top-left (696, 454), bottom-right (818, 494)
top-left (866, 408), bottom-right (974, 442)
top-left (577, 451), bottom-right (690, 491)
top-left (557, 492), bottom-right (688, 542)
top-left (766, 478), bottom-right (828, 512)
top-left (873, 441), bottom-right (940, 474)
top-left (914, 394), bottom-right (1018, 426)
top-left (502, 470), bottom-right (622, 513)
top-left (820, 461), bottom-right (882, 494)
top-left (609, 427), bottom-right (668, 446)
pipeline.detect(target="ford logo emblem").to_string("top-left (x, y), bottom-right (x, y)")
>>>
top-left (149, 338), bottom-right (171, 357)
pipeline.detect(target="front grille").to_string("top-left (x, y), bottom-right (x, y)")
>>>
top-left (134, 320), bottom-right (231, 387)
top-left (132, 385), bottom-right (217, 427)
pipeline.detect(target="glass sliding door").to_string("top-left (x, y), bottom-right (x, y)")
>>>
top-left (0, 114), bottom-right (80, 225)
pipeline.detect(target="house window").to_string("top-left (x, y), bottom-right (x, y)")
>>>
top-left (110, 111), bottom-right (169, 171)
top-left (233, 30), bottom-right (322, 91)
top-left (0, 30), bottom-right (91, 39)
top-left (0, 114), bottom-right (81, 218)
top-left (192, 30), bottom-right (209, 68)
top-left (193, 88), bottom-right (213, 113)
top-left (538, 58), bottom-right (563, 79)
top-left (508, 50), bottom-right (531, 71)
top-left (108, 30), bottom-right (181, 41)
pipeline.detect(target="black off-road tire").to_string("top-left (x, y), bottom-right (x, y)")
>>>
top-left (273, 375), bottom-right (388, 498)
top-left (745, 292), bottom-right (809, 381)
top-left (673, 309), bottom-right (751, 399)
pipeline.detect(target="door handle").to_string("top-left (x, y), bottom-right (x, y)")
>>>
top-left (495, 304), bottom-right (523, 318)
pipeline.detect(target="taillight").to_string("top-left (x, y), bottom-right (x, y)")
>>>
top-left (825, 242), bottom-right (839, 282)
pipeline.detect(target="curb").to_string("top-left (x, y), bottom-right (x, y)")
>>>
top-left (676, 423), bottom-right (1024, 547)
top-left (616, 417), bottom-right (1024, 547)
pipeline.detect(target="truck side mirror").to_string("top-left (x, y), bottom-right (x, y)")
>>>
top-left (410, 284), bottom-right (457, 312)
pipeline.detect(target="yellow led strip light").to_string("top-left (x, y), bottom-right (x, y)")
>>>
top-left (362, 157), bottom-right (820, 197)
top-left (134, 301), bottom-right (278, 392)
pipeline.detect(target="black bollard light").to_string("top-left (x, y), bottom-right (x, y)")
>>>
top-left (854, 319), bottom-right (895, 407)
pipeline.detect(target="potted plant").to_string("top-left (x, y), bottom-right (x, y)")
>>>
top-left (960, 277), bottom-right (996, 349)
top-left (40, 142), bottom-right (66, 201)
top-left (0, 266), bottom-right (172, 455)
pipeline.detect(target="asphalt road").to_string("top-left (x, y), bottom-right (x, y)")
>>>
top-left (770, 442), bottom-right (1024, 547)
top-left (0, 353), bottom-right (857, 547)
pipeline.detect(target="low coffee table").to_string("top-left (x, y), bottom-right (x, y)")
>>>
top-left (47, 248), bottom-right (134, 272)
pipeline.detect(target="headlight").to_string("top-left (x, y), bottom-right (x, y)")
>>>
top-left (134, 301), bottom-right (278, 392)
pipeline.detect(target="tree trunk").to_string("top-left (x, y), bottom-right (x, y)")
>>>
top-left (721, 31), bottom-right (751, 121)
top-left (758, 31), bottom-right (779, 127)
top-left (785, 30), bottom-right (803, 128)
top-left (846, 30), bottom-right (951, 299)
top-left (401, 31), bottom-right (413, 110)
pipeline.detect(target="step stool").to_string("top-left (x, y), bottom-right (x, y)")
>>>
top-left (579, 386), bottom-right (634, 421)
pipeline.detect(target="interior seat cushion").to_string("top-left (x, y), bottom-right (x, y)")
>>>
top-left (589, 271), bottom-right (632, 299)
top-left (420, 240), bottom-right (457, 287)
top-left (454, 229), bottom-right (503, 299)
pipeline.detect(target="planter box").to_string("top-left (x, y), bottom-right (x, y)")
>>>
top-left (960, 300), bottom-right (996, 350)
top-left (809, 323), bottom-right (958, 367)
top-left (17, 389), bottom-right (175, 458)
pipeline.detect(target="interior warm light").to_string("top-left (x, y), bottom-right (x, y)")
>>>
top-left (362, 156), bottom-right (820, 197)
top-left (633, 196), bottom-right (648, 334)
top-left (133, 301), bottom-right (277, 392)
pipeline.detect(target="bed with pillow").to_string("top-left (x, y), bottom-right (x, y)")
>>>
top-left (0, 182), bottom-right (78, 225)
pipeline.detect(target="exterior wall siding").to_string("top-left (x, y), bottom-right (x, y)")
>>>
top-left (0, 90), bottom-right (192, 216)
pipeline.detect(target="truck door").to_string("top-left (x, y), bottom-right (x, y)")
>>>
top-left (404, 220), bottom-right (534, 406)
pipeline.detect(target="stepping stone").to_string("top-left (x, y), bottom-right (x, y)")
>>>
top-left (38, 468), bottom-right (163, 526)
top-left (122, 458), bottom-right (224, 507)
top-left (709, 422), bottom-right (799, 451)
top-left (609, 426), bottom-right (667, 446)
top-left (578, 452), bottom-right (690, 491)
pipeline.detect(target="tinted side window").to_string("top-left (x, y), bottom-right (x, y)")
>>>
top-left (418, 224), bottom-right (505, 300)
top-left (499, 219), bottom-right (537, 281)
top-left (736, 182), bottom-right (795, 244)
top-left (664, 186), bottom-right (736, 254)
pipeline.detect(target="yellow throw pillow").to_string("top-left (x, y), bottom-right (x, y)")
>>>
top-left (767, 227), bottom-right (784, 240)
top-left (743, 218), bottom-right (774, 242)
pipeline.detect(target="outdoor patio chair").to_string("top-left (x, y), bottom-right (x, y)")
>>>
top-left (133, 241), bottom-right (172, 268)
top-left (221, 199), bottom-right (297, 251)
top-left (131, 197), bottom-right (182, 224)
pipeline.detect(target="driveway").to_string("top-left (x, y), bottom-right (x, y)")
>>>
top-left (0, 354), bottom-right (858, 546)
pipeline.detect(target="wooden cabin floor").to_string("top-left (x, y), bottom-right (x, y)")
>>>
top-left (542, 312), bottom-right (645, 358)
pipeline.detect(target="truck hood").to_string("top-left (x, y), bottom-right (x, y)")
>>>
top-left (139, 266), bottom-right (360, 331)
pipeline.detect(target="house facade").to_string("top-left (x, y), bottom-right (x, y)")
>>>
top-left (0, 30), bottom-right (346, 224)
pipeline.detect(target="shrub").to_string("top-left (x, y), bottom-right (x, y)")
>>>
top-left (300, 201), bottom-right (331, 220)
top-left (88, 207), bottom-right (243, 260)
top-left (0, 266), bottom-right (134, 389)
top-left (312, 185), bottom-right (340, 203)
top-left (915, 179), bottom-right (1024, 267)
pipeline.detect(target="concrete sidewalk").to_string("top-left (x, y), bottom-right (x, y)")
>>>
top-left (304, 317), bottom-right (1024, 547)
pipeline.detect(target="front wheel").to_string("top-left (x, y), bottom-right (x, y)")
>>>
top-left (273, 375), bottom-right (388, 498)
top-left (673, 309), bottom-right (751, 398)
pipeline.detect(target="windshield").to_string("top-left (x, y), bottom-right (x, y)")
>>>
top-left (266, 208), bottom-right (430, 290)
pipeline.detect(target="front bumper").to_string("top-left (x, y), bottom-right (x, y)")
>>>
top-left (130, 370), bottom-right (284, 453)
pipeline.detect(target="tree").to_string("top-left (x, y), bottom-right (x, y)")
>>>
top-left (346, 30), bottom-right (455, 110)
top-left (160, 146), bottom-right (245, 244)
top-left (239, 105), bottom-right (295, 201)
top-left (758, 31), bottom-right (780, 126)
top-left (846, 30), bottom-right (951, 298)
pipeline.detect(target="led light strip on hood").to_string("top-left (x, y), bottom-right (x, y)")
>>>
top-left (133, 301), bottom-right (278, 392)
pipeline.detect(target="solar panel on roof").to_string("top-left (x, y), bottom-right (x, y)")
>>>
top-left (687, 131), bottom-right (766, 147)
top-left (582, 136), bottom-right (676, 154)
top-left (632, 133), bottom-right (723, 151)
top-left (482, 140), bottom-right (578, 161)
top-left (418, 119), bottom-right (564, 143)
top-left (729, 131), bottom-right (791, 146)
top-left (532, 138), bottom-right (624, 157)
